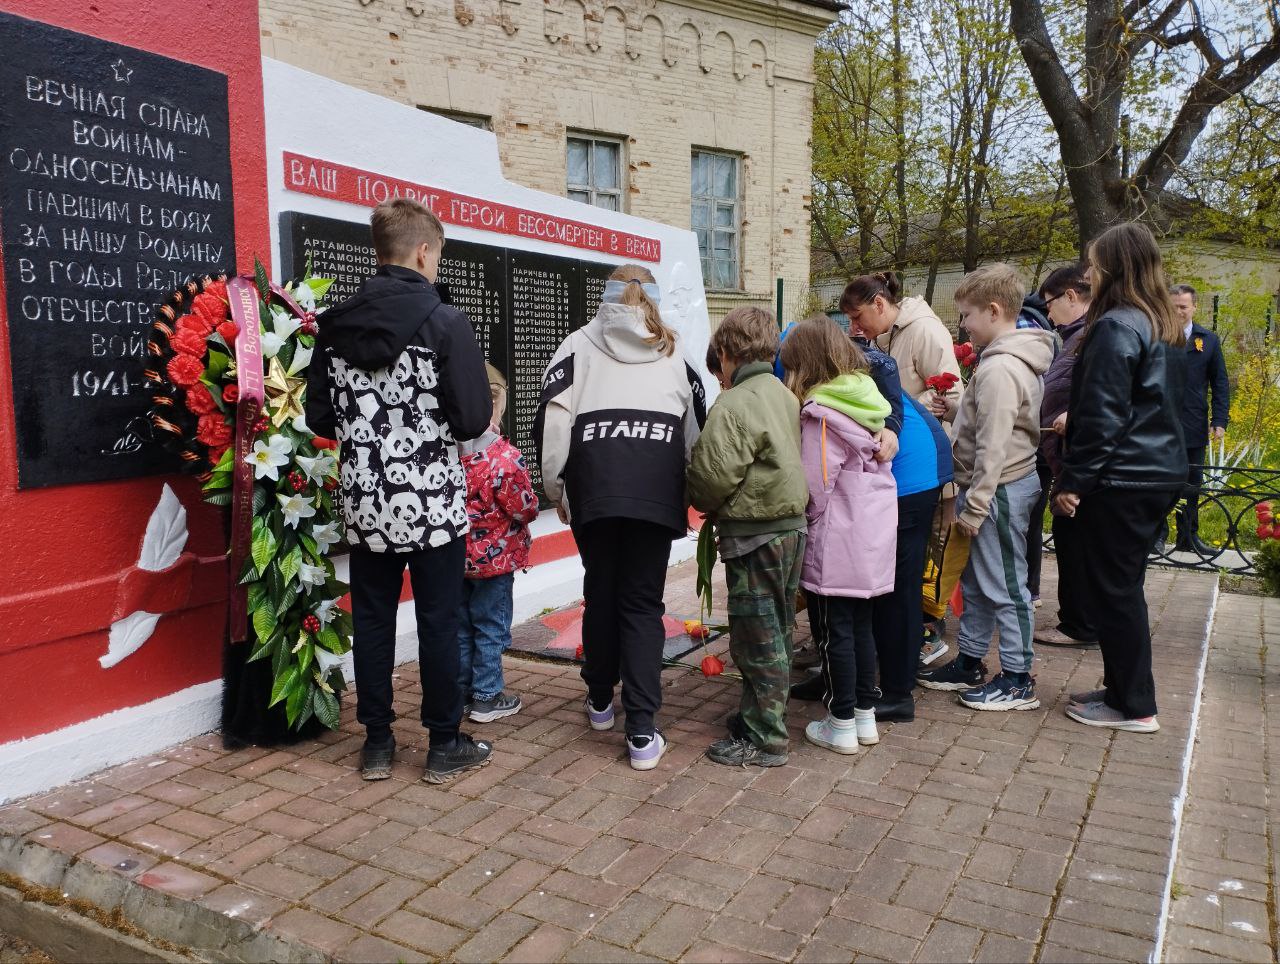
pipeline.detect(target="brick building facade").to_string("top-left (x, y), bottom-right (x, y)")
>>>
top-left (259, 0), bottom-right (840, 322)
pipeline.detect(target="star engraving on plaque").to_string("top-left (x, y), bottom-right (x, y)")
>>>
top-left (111, 58), bottom-right (133, 83)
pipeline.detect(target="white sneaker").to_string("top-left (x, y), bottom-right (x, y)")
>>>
top-left (854, 708), bottom-right (879, 745)
top-left (805, 714), bottom-right (860, 755)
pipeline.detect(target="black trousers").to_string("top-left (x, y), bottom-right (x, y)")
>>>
top-left (575, 517), bottom-right (674, 737)
top-left (349, 539), bottom-right (466, 747)
top-left (1176, 446), bottom-right (1207, 544)
top-left (1074, 488), bottom-right (1178, 719)
top-left (874, 486), bottom-right (942, 701)
top-left (1025, 454), bottom-right (1054, 597)
top-left (806, 591), bottom-right (878, 717)
top-left (1051, 512), bottom-right (1097, 642)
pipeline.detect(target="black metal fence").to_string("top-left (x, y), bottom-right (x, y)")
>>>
top-left (1045, 465), bottom-right (1280, 576)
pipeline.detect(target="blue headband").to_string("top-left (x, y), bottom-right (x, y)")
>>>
top-left (603, 279), bottom-right (661, 306)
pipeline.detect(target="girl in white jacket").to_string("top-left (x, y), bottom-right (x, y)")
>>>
top-left (534, 264), bottom-right (707, 770)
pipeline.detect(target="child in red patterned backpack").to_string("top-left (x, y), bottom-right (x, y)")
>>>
top-left (457, 364), bottom-right (539, 723)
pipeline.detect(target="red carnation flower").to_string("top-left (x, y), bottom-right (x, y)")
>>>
top-left (700, 654), bottom-right (725, 677)
top-left (208, 443), bottom-right (231, 465)
top-left (926, 372), bottom-right (959, 393)
top-left (167, 354), bottom-right (205, 388)
top-left (217, 320), bottom-right (239, 343)
top-left (312, 436), bottom-right (338, 451)
top-left (192, 292), bottom-right (228, 327)
top-left (170, 327), bottom-right (208, 358)
top-left (223, 384), bottom-right (240, 404)
top-left (195, 413), bottom-right (233, 448)
top-left (203, 280), bottom-right (228, 302)
top-left (177, 312), bottom-right (214, 338)
top-left (184, 383), bottom-right (218, 416)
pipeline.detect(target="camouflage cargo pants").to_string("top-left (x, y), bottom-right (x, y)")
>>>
top-left (725, 530), bottom-right (806, 754)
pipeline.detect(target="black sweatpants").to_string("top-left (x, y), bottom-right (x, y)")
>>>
top-left (1025, 454), bottom-right (1054, 597)
top-left (1074, 488), bottom-right (1178, 719)
top-left (874, 486), bottom-right (942, 702)
top-left (806, 591), bottom-right (879, 717)
top-left (575, 517), bottom-right (675, 738)
top-left (349, 539), bottom-right (466, 747)
top-left (1051, 512), bottom-right (1097, 642)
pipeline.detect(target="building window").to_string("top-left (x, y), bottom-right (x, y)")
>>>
top-left (567, 134), bottom-right (623, 211)
top-left (691, 150), bottom-right (741, 290)
top-left (418, 106), bottom-right (491, 130)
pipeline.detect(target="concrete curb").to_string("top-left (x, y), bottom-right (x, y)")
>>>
top-left (0, 836), bottom-right (325, 963)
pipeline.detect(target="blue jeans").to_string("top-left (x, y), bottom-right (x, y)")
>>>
top-left (456, 573), bottom-right (514, 702)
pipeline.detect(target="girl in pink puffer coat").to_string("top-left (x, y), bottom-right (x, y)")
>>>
top-left (779, 316), bottom-right (898, 755)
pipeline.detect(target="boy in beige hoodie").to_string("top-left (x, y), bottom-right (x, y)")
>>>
top-left (917, 264), bottom-right (1056, 711)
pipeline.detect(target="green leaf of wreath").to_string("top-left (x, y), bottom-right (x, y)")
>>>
top-left (313, 685), bottom-right (340, 729)
top-left (269, 666), bottom-right (297, 707)
top-left (297, 639), bottom-right (313, 676)
top-left (271, 630), bottom-right (290, 678)
top-left (247, 634), bottom-right (274, 663)
top-left (275, 581), bottom-right (299, 618)
top-left (206, 348), bottom-right (231, 382)
top-left (309, 277), bottom-right (335, 301)
top-left (252, 485), bottom-right (269, 515)
top-left (296, 693), bottom-right (315, 729)
top-left (285, 675), bottom-right (308, 724)
top-left (279, 546), bottom-right (302, 587)
top-left (267, 561), bottom-right (285, 603)
top-left (203, 491), bottom-right (233, 506)
top-left (238, 555), bottom-right (259, 585)
top-left (252, 601), bottom-right (278, 642)
top-left (251, 519), bottom-right (277, 572)
top-left (317, 626), bottom-right (343, 654)
top-left (254, 257), bottom-right (271, 302)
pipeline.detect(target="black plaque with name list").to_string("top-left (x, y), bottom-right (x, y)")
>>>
top-left (280, 211), bottom-right (611, 500)
top-left (0, 11), bottom-right (236, 488)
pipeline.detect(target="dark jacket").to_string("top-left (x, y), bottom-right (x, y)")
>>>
top-left (1180, 322), bottom-right (1230, 448)
top-left (1059, 306), bottom-right (1188, 496)
top-left (1038, 317), bottom-right (1087, 476)
top-left (306, 265), bottom-right (492, 553)
top-left (853, 335), bottom-right (904, 436)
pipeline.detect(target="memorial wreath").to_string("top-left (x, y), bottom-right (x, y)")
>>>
top-left (145, 262), bottom-right (352, 732)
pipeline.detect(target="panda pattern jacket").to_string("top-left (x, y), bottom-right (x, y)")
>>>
top-left (534, 301), bottom-right (708, 535)
top-left (306, 265), bottom-right (493, 553)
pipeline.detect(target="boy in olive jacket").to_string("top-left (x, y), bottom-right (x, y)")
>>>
top-left (689, 307), bottom-right (809, 767)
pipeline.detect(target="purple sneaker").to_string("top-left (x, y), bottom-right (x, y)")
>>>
top-left (585, 697), bottom-right (615, 731)
top-left (627, 732), bottom-right (667, 771)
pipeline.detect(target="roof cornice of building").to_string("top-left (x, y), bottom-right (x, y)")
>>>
top-left (666, 0), bottom-right (843, 36)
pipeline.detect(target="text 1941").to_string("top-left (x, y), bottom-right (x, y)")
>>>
top-left (72, 368), bottom-right (133, 397)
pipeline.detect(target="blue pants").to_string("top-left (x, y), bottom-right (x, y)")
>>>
top-left (456, 573), bottom-right (515, 702)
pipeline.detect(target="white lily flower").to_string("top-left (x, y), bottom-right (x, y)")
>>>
top-left (245, 435), bottom-right (293, 481)
top-left (292, 281), bottom-right (316, 311)
top-left (298, 561), bottom-right (327, 590)
top-left (288, 342), bottom-right (313, 377)
top-left (311, 520), bottom-right (343, 554)
top-left (292, 411), bottom-right (312, 435)
top-left (315, 598), bottom-right (338, 626)
top-left (296, 452), bottom-right (337, 485)
top-left (314, 647), bottom-right (342, 676)
top-left (278, 492), bottom-right (317, 529)
top-left (260, 308), bottom-right (303, 359)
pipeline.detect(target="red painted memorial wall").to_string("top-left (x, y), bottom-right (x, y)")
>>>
top-left (0, 0), bottom-right (268, 742)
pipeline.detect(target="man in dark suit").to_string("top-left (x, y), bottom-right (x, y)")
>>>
top-left (1171, 284), bottom-right (1230, 554)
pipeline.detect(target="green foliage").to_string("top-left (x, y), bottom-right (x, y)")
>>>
top-left (1256, 541), bottom-right (1280, 597)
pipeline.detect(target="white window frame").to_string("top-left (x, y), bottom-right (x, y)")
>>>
top-left (691, 149), bottom-right (742, 292)
top-left (566, 133), bottom-right (625, 212)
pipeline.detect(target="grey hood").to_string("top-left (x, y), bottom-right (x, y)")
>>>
top-left (581, 302), bottom-right (668, 364)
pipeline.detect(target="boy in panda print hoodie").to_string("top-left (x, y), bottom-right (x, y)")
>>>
top-left (306, 198), bottom-right (493, 785)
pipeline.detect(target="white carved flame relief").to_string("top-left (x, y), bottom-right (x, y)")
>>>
top-left (100, 485), bottom-right (188, 669)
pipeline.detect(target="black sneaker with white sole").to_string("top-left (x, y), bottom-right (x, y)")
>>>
top-left (424, 733), bottom-right (492, 784)
top-left (470, 692), bottom-right (522, 723)
top-left (917, 657), bottom-right (987, 691)
top-left (360, 737), bottom-right (395, 781)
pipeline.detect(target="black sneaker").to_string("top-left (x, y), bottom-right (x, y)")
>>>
top-left (789, 671), bottom-right (826, 702)
top-left (424, 733), bottom-right (492, 784)
top-left (470, 692), bottom-right (522, 723)
top-left (917, 658), bottom-right (987, 691)
top-left (360, 737), bottom-right (395, 781)
top-left (705, 736), bottom-right (788, 768)
top-left (958, 673), bottom-right (1039, 711)
top-left (872, 695), bottom-right (915, 722)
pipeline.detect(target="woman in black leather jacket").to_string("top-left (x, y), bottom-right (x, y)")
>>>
top-left (1053, 222), bottom-right (1187, 734)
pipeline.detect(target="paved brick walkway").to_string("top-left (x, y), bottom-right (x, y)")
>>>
top-left (1163, 590), bottom-right (1280, 962)
top-left (0, 559), bottom-right (1267, 962)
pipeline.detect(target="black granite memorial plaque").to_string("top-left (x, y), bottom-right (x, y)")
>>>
top-left (0, 11), bottom-right (235, 488)
top-left (280, 211), bottom-right (610, 500)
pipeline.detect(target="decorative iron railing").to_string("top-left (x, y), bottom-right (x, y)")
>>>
top-left (1045, 465), bottom-right (1280, 575)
